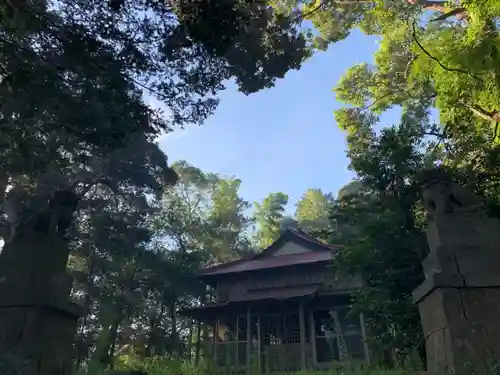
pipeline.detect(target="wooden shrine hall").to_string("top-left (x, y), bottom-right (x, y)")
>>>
top-left (178, 229), bottom-right (370, 372)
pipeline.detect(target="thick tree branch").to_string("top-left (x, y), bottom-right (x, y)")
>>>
top-left (408, 0), bottom-right (467, 20)
top-left (294, 0), bottom-right (467, 25)
top-left (424, 130), bottom-right (445, 138)
top-left (456, 99), bottom-right (500, 142)
top-left (405, 55), bottom-right (419, 78)
top-left (458, 99), bottom-right (500, 123)
top-left (361, 93), bottom-right (395, 110)
top-left (430, 7), bottom-right (467, 22)
top-left (293, 0), bottom-right (382, 24)
top-left (411, 0), bottom-right (447, 12)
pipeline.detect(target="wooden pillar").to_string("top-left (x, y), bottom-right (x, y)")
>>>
top-left (246, 306), bottom-right (252, 372)
top-left (360, 312), bottom-right (370, 363)
top-left (332, 310), bottom-right (347, 361)
top-left (212, 318), bottom-right (218, 366)
top-left (257, 314), bottom-right (262, 373)
top-left (299, 301), bottom-right (306, 370)
top-left (309, 309), bottom-right (317, 368)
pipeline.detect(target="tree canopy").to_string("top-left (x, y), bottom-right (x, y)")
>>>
top-left (3, 0), bottom-right (500, 372)
top-left (0, 0), bottom-right (312, 247)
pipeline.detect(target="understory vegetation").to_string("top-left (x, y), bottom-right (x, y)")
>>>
top-left (93, 356), bottom-right (420, 375)
top-left (2, 0), bottom-right (500, 374)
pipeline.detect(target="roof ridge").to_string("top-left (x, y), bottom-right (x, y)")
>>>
top-left (198, 229), bottom-right (342, 276)
top-left (288, 228), bottom-right (340, 250)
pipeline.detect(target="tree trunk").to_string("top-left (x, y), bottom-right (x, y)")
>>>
top-left (88, 323), bottom-right (112, 374)
top-left (75, 249), bottom-right (97, 370)
top-left (107, 308), bottom-right (124, 369)
top-left (89, 305), bottom-right (123, 372)
top-left (382, 348), bottom-right (395, 368)
top-left (195, 321), bottom-right (202, 366)
top-left (187, 319), bottom-right (194, 362)
top-left (170, 301), bottom-right (179, 355)
top-left (201, 323), bottom-right (209, 359)
top-left (145, 299), bottom-right (164, 357)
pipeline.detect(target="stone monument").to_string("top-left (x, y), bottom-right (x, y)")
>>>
top-left (0, 190), bottom-right (84, 375)
top-left (413, 168), bottom-right (500, 375)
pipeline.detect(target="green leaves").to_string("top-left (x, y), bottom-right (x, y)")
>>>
top-left (326, 10), bottom-right (500, 362)
top-left (154, 160), bottom-right (253, 263)
top-left (294, 188), bottom-right (334, 236)
top-left (253, 192), bottom-right (289, 248)
top-left (329, 97), bottom-right (442, 359)
top-left (0, 0), bottom-right (315, 253)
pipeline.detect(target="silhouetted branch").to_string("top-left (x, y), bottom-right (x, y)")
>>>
top-left (293, 0), bottom-right (374, 24)
top-left (410, 20), bottom-right (481, 81)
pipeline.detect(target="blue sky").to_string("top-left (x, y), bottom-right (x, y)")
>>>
top-left (158, 30), bottom-right (398, 214)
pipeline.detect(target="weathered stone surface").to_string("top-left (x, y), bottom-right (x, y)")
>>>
top-left (418, 170), bottom-right (500, 287)
top-left (418, 288), bottom-right (500, 375)
top-left (0, 303), bottom-right (82, 375)
top-left (414, 168), bottom-right (500, 375)
top-left (0, 203), bottom-right (83, 375)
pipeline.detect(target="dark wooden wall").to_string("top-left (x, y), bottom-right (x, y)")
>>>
top-left (215, 264), bottom-right (362, 303)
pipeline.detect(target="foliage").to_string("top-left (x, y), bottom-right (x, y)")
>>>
top-left (330, 108), bottom-right (437, 361)
top-left (154, 161), bottom-right (253, 263)
top-left (253, 192), bottom-right (289, 248)
top-left (252, 189), bottom-right (334, 248)
top-left (4, 0), bottom-right (500, 371)
top-left (265, 0), bottom-right (500, 364)
top-left (85, 355), bottom-right (420, 375)
top-left (111, 355), bottom-right (213, 375)
top-left (295, 188), bottom-right (334, 237)
top-left (0, 0), bottom-right (313, 280)
top-left (0, 0), bottom-right (314, 246)
top-left (273, 0), bottom-right (500, 141)
top-left (70, 160), bottom-right (257, 373)
top-left (0, 0), bottom-right (314, 370)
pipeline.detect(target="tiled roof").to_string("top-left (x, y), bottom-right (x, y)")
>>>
top-left (177, 284), bottom-right (321, 320)
top-left (199, 251), bottom-right (332, 276)
top-left (198, 229), bottom-right (342, 277)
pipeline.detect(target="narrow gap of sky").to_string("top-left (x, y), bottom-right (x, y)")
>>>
top-left (157, 29), bottom-right (402, 214)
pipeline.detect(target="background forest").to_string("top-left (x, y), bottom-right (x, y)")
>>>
top-left (1, 0), bottom-right (500, 374)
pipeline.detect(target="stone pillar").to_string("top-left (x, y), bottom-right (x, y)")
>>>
top-left (413, 169), bottom-right (500, 375)
top-left (0, 228), bottom-right (83, 374)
